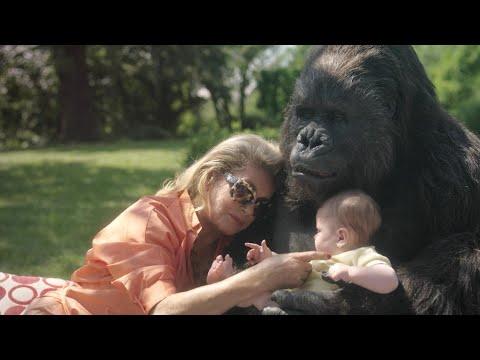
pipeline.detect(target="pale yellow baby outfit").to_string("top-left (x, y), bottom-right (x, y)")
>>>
top-left (302, 246), bottom-right (392, 292)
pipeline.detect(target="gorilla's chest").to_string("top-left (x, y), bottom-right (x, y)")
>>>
top-left (271, 199), bottom-right (317, 253)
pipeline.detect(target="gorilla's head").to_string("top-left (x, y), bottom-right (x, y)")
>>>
top-left (281, 45), bottom-right (437, 206)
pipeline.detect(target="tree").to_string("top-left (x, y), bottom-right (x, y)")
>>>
top-left (0, 45), bottom-right (58, 149)
top-left (193, 46), bottom-right (235, 131)
top-left (52, 45), bottom-right (99, 142)
top-left (415, 45), bottom-right (480, 134)
top-left (149, 46), bottom-right (205, 135)
top-left (256, 45), bottom-right (310, 126)
top-left (227, 45), bottom-right (271, 129)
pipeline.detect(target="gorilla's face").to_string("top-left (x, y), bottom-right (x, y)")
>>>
top-left (281, 46), bottom-right (403, 205)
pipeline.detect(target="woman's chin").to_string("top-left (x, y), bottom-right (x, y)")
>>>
top-left (221, 227), bottom-right (241, 237)
top-left (219, 223), bottom-right (246, 237)
top-left (217, 216), bottom-right (247, 236)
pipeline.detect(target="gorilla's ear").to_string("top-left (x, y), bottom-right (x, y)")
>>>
top-left (388, 46), bottom-right (438, 117)
top-left (372, 68), bottom-right (404, 121)
top-left (383, 93), bottom-right (399, 120)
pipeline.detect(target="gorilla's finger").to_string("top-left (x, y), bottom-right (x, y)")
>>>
top-left (271, 289), bottom-right (296, 308)
top-left (272, 289), bottom-right (332, 314)
top-left (261, 306), bottom-right (289, 315)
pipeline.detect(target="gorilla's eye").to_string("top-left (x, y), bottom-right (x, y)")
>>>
top-left (328, 111), bottom-right (346, 123)
top-left (296, 107), bottom-right (316, 119)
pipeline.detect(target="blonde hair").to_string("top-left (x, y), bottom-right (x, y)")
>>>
top-left (320, 190), bottom-right (382, 245)
top-left (157, 134), bottom-right (283, 212)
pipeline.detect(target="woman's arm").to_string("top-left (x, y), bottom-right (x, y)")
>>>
top-left (150, 250), bottom-right (326, 315)
top-left (150, 266), bottom-right (263, 315)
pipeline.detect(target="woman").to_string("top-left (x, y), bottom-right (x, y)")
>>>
top-left (26, 134), bottom-right (324, 315)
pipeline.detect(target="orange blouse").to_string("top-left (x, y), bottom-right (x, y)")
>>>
top-left (31, 191), bottom-right (231, 315)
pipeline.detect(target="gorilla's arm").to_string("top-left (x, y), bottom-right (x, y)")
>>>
top-left (264, 281), bottom-right (412, 315)
top-left (265, 289), bottom-right (348, 315)
top-left (395, 232), bottom-right (480, 315)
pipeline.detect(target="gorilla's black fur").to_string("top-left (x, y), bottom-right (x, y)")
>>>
top-left (229, 45), bottom-right (480, 315)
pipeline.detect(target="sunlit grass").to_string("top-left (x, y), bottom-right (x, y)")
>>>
top-left (0, 139), bottom-right (188, 279)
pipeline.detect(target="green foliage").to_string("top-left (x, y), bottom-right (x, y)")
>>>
top-left (234, 126), bottom-right (280, 144)
top-left (256, 67), bottom-right (300, 125)
top-left (87, 45), bottom-right (205, 139)
top-left (0, 45), bottom-right (295, 149)
top-left (183, 126), bottom-right (280, 167)
top-left (415, 45), bottom-right (480, 134)
top-left (3, 45), bottom-right (480, 149)
top-left (456, 94), bottom-right (480, 134)
top-left (0, 45), bottom-right (58, 150)
top-left (176, 102), bottom-right (217, 137)
top-left (183, 126), bottom-right (232, 166)
top-left (255, 45), bottom-right (309, 127)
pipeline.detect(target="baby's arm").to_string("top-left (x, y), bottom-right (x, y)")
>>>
top-left (328, 263), bottom-right (399, 294)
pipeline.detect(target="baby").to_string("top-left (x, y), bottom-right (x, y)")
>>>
top-left (207, 190), bottom-right (399, 310)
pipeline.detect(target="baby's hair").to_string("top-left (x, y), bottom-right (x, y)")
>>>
top-left (319, 190), bottom-right (382, 245)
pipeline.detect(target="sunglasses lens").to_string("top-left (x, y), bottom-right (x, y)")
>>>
top-left (231, 181), bottom-right (255, 203)
top-left (225, 173), bottom-right (271, 217)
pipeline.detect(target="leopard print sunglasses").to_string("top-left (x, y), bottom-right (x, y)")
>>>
top-left (223, 172), bottom-right (272, 217)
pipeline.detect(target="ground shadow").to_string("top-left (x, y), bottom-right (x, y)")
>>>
top-left (0, 161), bottom-right (177, 278)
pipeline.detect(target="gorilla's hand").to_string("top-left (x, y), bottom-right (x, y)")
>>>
top-left (264, 289), bottom-right (347, 315)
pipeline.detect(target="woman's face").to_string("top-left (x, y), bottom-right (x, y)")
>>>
top-left (205, 164), bottom-right (275, 236)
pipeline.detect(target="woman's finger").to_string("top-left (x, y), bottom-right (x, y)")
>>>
top-left (289, 251), bottom-right (328, 262)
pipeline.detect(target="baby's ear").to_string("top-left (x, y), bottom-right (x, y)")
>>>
top-left (336, 228), bottom-right (349, 248)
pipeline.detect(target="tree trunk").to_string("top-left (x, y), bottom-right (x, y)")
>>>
top-left (239, 70), bottom-right (247, 130)
top-left (205, 84), bottom-right (232, 131)
top-left (52, 45), bottom-right (99, 142)
top-left (209, 91), bottom-right (222, 126)
top-left (272, 72), bottom-right (279, 122)
top-left (106, 45), bottom-right (130, 134)
top-left (220, 97), bottom-right (233, 131)
top-left (151, 46), bottom-right (178, 135)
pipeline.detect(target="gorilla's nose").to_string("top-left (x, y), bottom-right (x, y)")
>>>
top-left (297, 123), bottom-right (332, 154)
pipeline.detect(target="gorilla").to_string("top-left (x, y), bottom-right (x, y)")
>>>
top-left (229, 45), bottom-right (480, 315)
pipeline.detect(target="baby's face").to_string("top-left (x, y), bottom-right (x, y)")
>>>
top-left (313, 209), bottom-right (340, 255)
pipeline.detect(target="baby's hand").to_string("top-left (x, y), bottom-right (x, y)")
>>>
top-left (245, 240), bottom-right (272, 266)
top-left (327, 263), bottom-right (352, 283)
top-left (206, 254), bottom-right (235, 284)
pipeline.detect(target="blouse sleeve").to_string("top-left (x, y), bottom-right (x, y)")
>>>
top-left (90, 198), bottom-right (183, 314)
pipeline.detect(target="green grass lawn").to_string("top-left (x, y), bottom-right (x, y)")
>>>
top-left (0, 139), bottom-right (188, 279)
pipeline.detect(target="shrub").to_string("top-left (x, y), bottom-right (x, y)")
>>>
top-left (183, 127), bottom-right (232, 166)
top-left (182, 126), bottom-right (281, 167)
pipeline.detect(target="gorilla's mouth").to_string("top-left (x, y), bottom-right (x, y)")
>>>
top-left (292, 165), bottom-right (337, 180)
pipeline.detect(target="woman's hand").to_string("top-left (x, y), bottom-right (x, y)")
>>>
top-left (249, 251), bottom-right (328, 292)
top-left (149, 251), bottom-right (327, 315)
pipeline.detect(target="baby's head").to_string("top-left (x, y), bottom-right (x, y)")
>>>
top-left (314, 190), bottom-right (381, 256)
